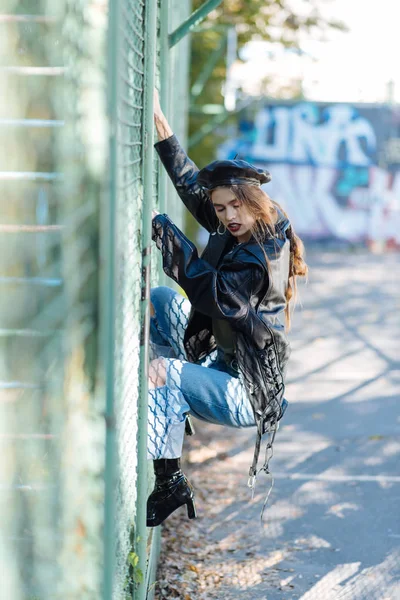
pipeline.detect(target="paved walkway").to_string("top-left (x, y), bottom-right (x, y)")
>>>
top-left (155, 249), bottom-right (400, 600)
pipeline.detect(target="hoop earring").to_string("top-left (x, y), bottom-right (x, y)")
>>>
top-left (217, 221), bottom-right (226, 235)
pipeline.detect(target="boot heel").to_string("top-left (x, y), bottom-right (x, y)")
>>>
top-left (186, 497), bottom-right (197, 520)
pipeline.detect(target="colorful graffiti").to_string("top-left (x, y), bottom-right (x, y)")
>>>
top-left (218, 102), bottom-right (400, 247)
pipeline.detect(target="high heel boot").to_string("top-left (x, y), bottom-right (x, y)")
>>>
top-left (146, 458), bottom-right (197, 527)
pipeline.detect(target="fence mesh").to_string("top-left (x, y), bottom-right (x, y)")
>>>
top-left (0, 1), bottom-right (107, 598)
top-left (54, 2), bottom-right (107, 597)
top-left (112, 0), bottom-right (146, 596)
top-left (0, 0), bottom-right (190, 598)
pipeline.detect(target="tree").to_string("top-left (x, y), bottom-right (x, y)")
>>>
top-left (189, 0), bottom-right (345, 165)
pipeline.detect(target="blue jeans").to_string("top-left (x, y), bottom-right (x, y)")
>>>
top-left (147, 286), bottom-right (256, 459)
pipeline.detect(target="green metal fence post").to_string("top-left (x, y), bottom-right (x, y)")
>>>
top-left (158, 0), bottom-right (170, 218)
top-left (157, 0), bottom-right (170, 285)
top-left (169, 0), bottom-right (224, 48)
top-left (103, 0), bottom-right (120, 598)
top-left (135, 0), bottom-right (158, 598)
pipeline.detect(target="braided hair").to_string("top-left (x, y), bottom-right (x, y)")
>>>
top-left (239, 190), bottom-right (308, 331)
top-left (283, 221), bottom-right (308, 330)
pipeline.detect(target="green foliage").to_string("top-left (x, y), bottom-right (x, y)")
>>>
top-left (128, 552), bottom-right (144, 584)
top-left (124, 546), bottom-right (144, 596)
top-left (192, 0), bottom-right (345, 46)
top-left (128, 551), bottom-right (139, 568)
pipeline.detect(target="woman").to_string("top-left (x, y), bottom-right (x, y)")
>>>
top-left (147, 91), bottom-right (307, 527)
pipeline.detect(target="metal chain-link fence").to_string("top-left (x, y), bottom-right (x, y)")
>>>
top-left (0, 1), bottom-right (107, 598)
top-left (109, 3), bottom-right (193, 597)
top-left (0, 0), bottom-right (192, 599)
top-left (112, 0), bottom-right (150, 596)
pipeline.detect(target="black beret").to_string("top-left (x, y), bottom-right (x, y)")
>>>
top-left (197, 159), bottom-right (271, 191)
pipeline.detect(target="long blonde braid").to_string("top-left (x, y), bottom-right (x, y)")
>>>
top-left (284, 223), bottom-right (308, 330)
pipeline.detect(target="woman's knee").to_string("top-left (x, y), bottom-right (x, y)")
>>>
top-left (150, 286), bottom-right (177, 323)
top-left (148, 357), bottom-right (167, 389)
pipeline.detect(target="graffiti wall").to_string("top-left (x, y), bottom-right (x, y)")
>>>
top-left (218, 102), bottom-right (400, 247)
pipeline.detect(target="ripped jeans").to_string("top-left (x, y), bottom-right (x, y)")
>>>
top-left (147, 286), bottom-right (256, 459)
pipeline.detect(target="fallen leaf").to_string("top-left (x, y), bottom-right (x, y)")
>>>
top-left (188, 564), bottom-right (199, 573)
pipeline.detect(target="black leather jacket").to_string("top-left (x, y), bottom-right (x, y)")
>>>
top-left (153, 135), bottom-right (291, 478)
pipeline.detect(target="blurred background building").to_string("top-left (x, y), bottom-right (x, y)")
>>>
top-left (189, 0), bottom-right (400, 250)
top-left (218, 100), bottom-right (400, 248)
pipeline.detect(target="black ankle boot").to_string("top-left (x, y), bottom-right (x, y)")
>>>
top-left (146, 458), bottom-right (196, 527)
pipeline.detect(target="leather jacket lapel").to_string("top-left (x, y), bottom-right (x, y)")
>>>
top-left (203, 230), bottom-right (234, 268)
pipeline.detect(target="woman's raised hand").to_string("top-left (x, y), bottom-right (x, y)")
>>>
top-left (153, 87), bottom-right (173, 141)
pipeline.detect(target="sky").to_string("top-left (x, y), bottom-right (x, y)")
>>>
top-left (235, 0), bottom-right (400, 104)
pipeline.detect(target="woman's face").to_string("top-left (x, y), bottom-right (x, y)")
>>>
top-left (211, 187), bottom-right (256, 243)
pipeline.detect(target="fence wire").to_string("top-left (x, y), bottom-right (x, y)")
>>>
top-left (1, 0), bottom-right (190, 598)
top-left (0, 1), bottom-right (107, 599)
top-left (112, 1), bottom-right (147, 596)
